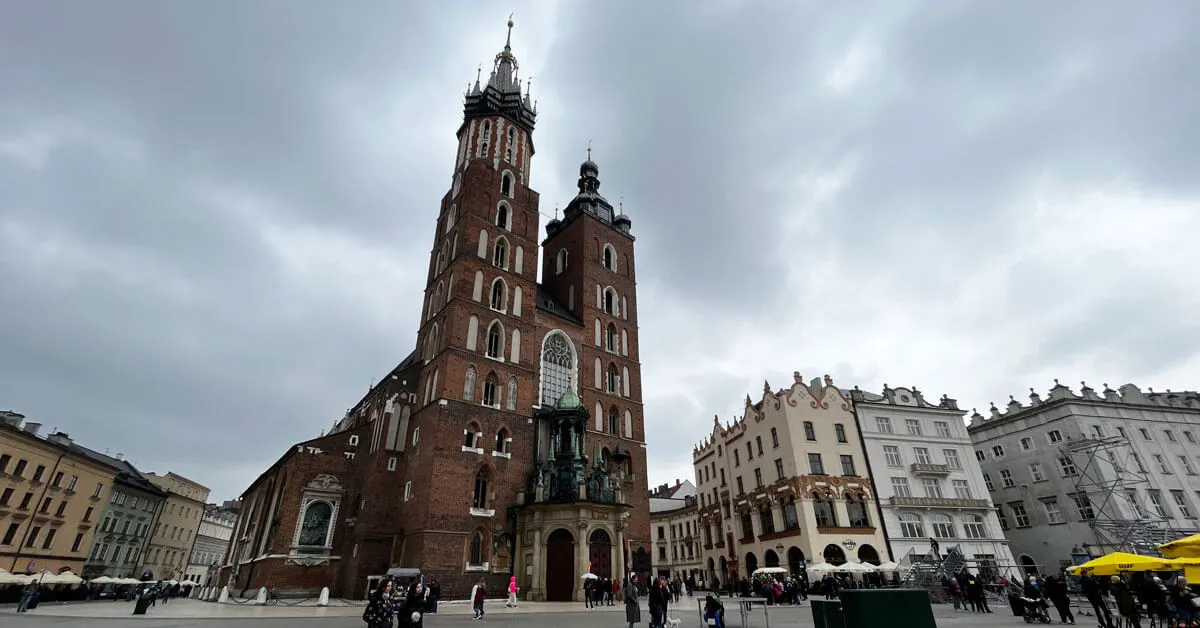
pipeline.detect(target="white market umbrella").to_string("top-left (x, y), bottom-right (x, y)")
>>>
top-left (752, 567), bottom-right (788, 576)
top-left (580, 573), bottom-right (599, 580)
top-left (119, 578), bottom-right (144, 585)
top-left (805, 562), bottom-right (835, 575)
top-left (0, 570), bottom-right (33, 585)
top-left (45, 570), bottom-right (84, 585)
top-left (89, 576), bottom-right (119, 585)
top-left (834, 561), bottom-right (876, 574)
top-left (875, 561), bottom-right (900, 572)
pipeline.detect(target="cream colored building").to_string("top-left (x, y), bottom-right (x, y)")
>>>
top-left (139, 471), bottom-right (210, 580)
top-left (0, 411), bottom-right (118, 575)
top-left (693, 374), bottom-right (889, 585)
top-left (650, 480), bottom-right (702, 584)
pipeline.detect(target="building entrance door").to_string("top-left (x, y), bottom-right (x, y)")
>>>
top-left (589, 529), bottom-right (612, 579)
top-left (545, 529), bottom-right (576, 601)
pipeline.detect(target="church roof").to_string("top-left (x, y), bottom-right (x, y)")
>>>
top-left (535, 283), bottom-right (582, 325)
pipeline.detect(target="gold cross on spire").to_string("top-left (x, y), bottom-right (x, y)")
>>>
top-left (587, 139), bottom-right (592, 161)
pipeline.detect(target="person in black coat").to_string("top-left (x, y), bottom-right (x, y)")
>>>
top-left (625, 575), bottom-right (642, 628)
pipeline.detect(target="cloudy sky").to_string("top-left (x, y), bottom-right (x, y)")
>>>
top-left (2, 2), bottom-right (1199, 501)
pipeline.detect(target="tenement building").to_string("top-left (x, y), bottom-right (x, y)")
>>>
top-left (139, 472), bottom-right (210, 581)
top-left (967, 382), bottom-right (1200, 574)
top-left (220, 20), bottom-right (651, 602)
top-left (850, 386), bottom-right (1014, 574)
top-left (693, 374), bottom-right (888, 586)
top-left (73, 447), bottom-right (168, 580)
top-left (0, 411), bottom-right (118, 575)
top-left (650, 480), bottom-right (701, 584)
top-left (186, 503), bottom-right (238, 586)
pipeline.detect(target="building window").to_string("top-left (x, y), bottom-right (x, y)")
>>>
top-left (1185, 431), bottom-right (1196, 444)
top-left (490, 278), bottom-right (508, 311)
top-left (834, 424), bottom-right (847, 443)
top-left (605, 323), bottom-right (618, 352)
top-left (1154, 454), bottom-right (1172, 474)
top-left (539, 332), bottom-right (576, 406)
top-left (1180, 456), bottom-right (1197, 475)
top-left (469, 530), bottom-right (485, 565)
top-left (1132, 453), bottom-right (1147, 472)
top-left (1026, 463), bottom-right (1044, 482)
top-left (555, 249), bottom-right (568, 275)
top-left (486, 322), bottom-right (504, 358)
top-left (999, 469), bottom-right (1014, 488)
top-left (884, 445), bottom-right (903, 467)
top-left (463, 365), bottom-right (477, 401)
top-left (753, 468), bottom-right (763, 488)
top-left (991, 445), bottom-right (1005, 458)
top-left (975, 450), bottom-right (986, 462)
top-left (746, 442), bottom-right (753, 460)
top-left (983, 473), bottom-right (994, 492)
top-left (774, 459), bottom-right (784, 481)
top-left (935, 421), bottom-right (952, 437)
top-left (297, 501), bottom-right (333, 547)
top-left (736, 477), bottom-right (744, 494)
top-left (755, 436), bottom-right (763, 456)
top-left (812, 492), bottom-right (837, 527)
top-left (473, 472), bottom-right (489, 510)
top-left (803, 421), bottom-right (816, 441)
top-left (1073, 494), bottom-right (1097, 520)
top-left (603, 244), bottom-right (617, 271)
top-left (1147, 490), bottom-right (1168, 517)
top-left (478, 120), bottom-right (491, 156)
top-left (1139, 427), bottom-right (1152, 440)
top-left (1058, 457), bottom-right (1078, 477)
top-left (876, 417), bottom-right (893, 433)
top-left (922, 478), bottom-right (942, 499)
top-left (808, 453), bottom-right (824, 474)
top-left (1009, 502), bottom-right (1031, 528)
top-left (891, 477), bottom-right (912, 497)
top-left (846, 493), bottom-right (869, 527)
top-left (905, 419), bottom-right (922, 436)
top-left (733, 449), bottom-right (740, 467)
top-left (606, 363), bottom-right (620, 394)
top-left (1047, 430), bottom-right (1062, 444)
top-left (603, 288), bottom-right (618, 316)
top-left (492, 238), bottom-right (509, 269)
top-left (1019, 437), bottom-right (1033, 451)
top-left (1171, 491), bottom-right (1194, 519)
top-left (1043, 500), bottom-right (1065, 524)
top-left (500, 172), bottom-right (513, 197)
top-left (840, 455), bottom-right (856, 476)
top-left (952, 480), bottom-right (972, 499)
top-left (608, 407), bottom-right (620, 436)
top-left (962, 514), bottom-right (987, 538)
top-left (996, 507), bottom-right (1009, 530)
top-left (931, 514), bottom-right (955, 538)
top-left (1165, 429), bottom-right (1177, 443)
top-left (482, 375), bottom-right (499, 407)
top-left (898, 513), bottom-right (924, 538)
top-left (759, 503), bottom-right (775, 535)
top-left (740, 512), bottom-right (754, 539)
top-left (943, 449), bottom-right (962, 470)
top-left (913, 447), bottom-right (932, 465)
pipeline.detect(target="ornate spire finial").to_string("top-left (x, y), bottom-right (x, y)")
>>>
top-left (506, 14), bottom-right (514, 50)
top-left (587, 138), bottom-right (593, 162)
top-left (554, 205), bottom-right (560, 219)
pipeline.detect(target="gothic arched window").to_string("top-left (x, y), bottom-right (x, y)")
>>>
top-left (555, 249), bottom-right (568, 275)
top-left (493, 237), bottom-right (509, 269)
top-left (298, 501), bottom-right (333, 547)
top-left (505, 127), bottom-right (516, 163)
top-left (490, 278), bottom-right (507, 311)
top-left (605, 323), bottom-right (618, 352)
top-left (479, 120), bottom-right (491, 157)
top-left (469, 530), bottom-right (485, 565)
top-left (495, 428), bottom-right (510, 454)
top-left (606, 363), bottom-right (620, 394)
top-left (506, 376), bottom-right (518, 411)
top-left (603, 288), bottom-right (618, 316)
top-left (603, 244), bottom-right (617, 271)
top-left (501, 173), bottom-right (513, 197)
top-left (539, 332), bottom-right (576, 405)
top-left (486, 322), bottom-right (504, 359)
top-left (608, 406), bottom-right (620, 436)
top-left (482, 374), bottom-right (499, 407)
top-left (473, 471), bottom-right (489, 510)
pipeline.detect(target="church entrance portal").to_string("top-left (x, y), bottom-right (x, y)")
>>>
top-left (589, 529), bottom-right (612, 579)
top-left (546, 529), bottom-right (576, 602)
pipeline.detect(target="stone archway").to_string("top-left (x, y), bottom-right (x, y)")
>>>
top-left (764, 550), bottom-right (780, 568)
top-left (707, 557), bottom-right (715, 583)
top-left (745, 552), bottom-right (758, 574)
top-left (823, 544), bottom-right (847, 566)
top-left (787, 547), bottom-right (805, 574)
top-left (719, 556), bottom-right (728, 579)
top-left (589, 529), bottom-right (612, 579)
top-left (546, 529), bottom-right (576, 601)
top-left (1020, 554), bottom-right (1039, 576)
top-left (857, 544), bottom-right (881, 565)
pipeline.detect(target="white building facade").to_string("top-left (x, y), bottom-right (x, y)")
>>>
top-left (650, 480), bottom-right (702, 584)
top-left (693, 373), bottom-right (889, 588)
top-left (967, 382), bottom-right (1200, 575)
top-left (850, 386), bottom-right (1014, 574)
top-left (185, 504), bottom-right (238, 586)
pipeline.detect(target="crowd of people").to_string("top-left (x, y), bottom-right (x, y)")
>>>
top-left (362, 577), bottom-right (442, 628)
top-left (1017, 571), bottom-right (1197, 628)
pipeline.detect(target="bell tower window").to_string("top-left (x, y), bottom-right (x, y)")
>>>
top-left (496, 203), bottom-right (511, 230)
top-left (540, 331), bottom-right (577, 406)
top-left (603, 244), bottom-right (617, 271)
top-left (490, 278), bottom-right (508, 311)
top-left (505, 128), bottom-right (516, 163)
top-left (493, 237), bottom-right (510, 269)
top-left (479, 121), bottom-right (491, 158)
top-left (603, 288), bottom-right (619, 316)
top-left (605, 323), bottom-right (618, 352)
top-left (482, 374), bottom-right (499, 407)
top-left (486, 322), bottom-right (504, 359)
top-left (556, 249), bottom-right (568, 275)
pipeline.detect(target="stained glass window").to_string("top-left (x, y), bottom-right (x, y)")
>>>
top-left (540, 332), bottom-right (575, 405)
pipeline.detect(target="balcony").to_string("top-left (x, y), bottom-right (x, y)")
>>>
top-left (889, 496), bottom-right (990, 509)
top-left (909, 463), bottom-right (950, 476)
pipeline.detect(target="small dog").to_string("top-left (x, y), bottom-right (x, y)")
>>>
top-left (665, 617), bottom-right (681, 628)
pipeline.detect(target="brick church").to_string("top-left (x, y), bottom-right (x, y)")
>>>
top-left (219, 21), bottom-right (651, 602)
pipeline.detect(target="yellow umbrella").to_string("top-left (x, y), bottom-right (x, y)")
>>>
top-left (1158, 533), bottom-right (1200, 559)
top-left (1066, 552), bottom-right (1180, 576)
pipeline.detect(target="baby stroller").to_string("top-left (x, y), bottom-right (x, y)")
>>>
top-left (1021, 596), bottom-right (1052, 624)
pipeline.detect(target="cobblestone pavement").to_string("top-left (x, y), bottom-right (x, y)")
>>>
top-left (3, 597), bottom-right (1062, 628)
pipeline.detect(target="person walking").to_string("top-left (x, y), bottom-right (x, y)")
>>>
top-left (1045, 574), bottom-right (1075, 625)
top-left (363, 579), bottom-right (395, 628)
top-left (1081, 574), bottom-right (1114, 628)
top-left (506, 576), bottom-right (519, 608)
top-left (470, 579), bottom-right (487, 620)
top-left (625, 574), bottom-right (642, 628)
top-left (17, 581), bottom-right (39, 613)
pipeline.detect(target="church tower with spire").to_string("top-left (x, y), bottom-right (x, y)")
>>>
top-left (219, 19), bottom-right (652, 603)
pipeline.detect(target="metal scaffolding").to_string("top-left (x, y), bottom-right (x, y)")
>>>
top-left (1062, 435), bottom-right (1173, 555)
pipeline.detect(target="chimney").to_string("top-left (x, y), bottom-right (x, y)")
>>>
top-left (23, 422), bottom-right (42, 436)
top-left (115, 453), bottom-right (124, 461)
top-left (676, 479), bottom-right (681, 487)
top-left (47, 432), bottom-right (73, 447)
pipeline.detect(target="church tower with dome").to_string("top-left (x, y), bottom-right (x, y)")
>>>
top-left (219, 19), bottom-right (649, 603)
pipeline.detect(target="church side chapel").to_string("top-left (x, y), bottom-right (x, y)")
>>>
top-left (219, 19), bottom-right (651, 601)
